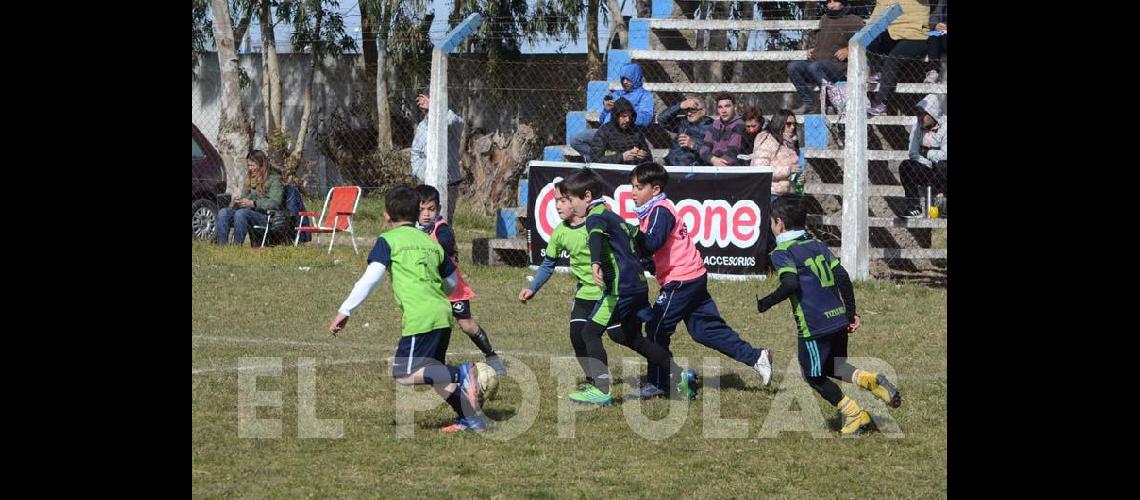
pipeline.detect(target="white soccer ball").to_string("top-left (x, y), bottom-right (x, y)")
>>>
top-left (474, 361), bottom-right (499, 401)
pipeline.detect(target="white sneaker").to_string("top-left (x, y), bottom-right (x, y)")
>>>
top-left (485, 354), bottom-right (507, 376)
top-left (924, 70), bottom-right (940, 83)
top-left (753, 349), bottom-right (773, 386)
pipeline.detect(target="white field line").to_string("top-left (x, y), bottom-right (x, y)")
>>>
top-left (193, 335), bottom-right (946, 380)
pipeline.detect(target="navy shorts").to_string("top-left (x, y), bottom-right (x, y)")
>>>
top-left (392, 327), bottom-right (452, 378)
top-left (450, 300), bottom-right (472, 320)
top-left (797, 330), bottom-right (848, 379)
top-left (588, 292), bottom-right (652, 327)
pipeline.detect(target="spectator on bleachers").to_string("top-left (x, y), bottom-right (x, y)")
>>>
top-left (659, 96), bottom-right (714, 166)
top-left (699, 94), bottom-right (747, 167)
top-left (742, 107), bottom-right (766, 154)
top-left (750, 109), bottom-right (802, 200)
top-left (788, 0), bottom-right (865, 114)
top-left (899, 94), bottom-right (946, 217)
top-left (867, 0), bottom-right (930, 116)
top-left (571, 62), bottom-right (656, 162)
top-left (589, 97), bottom-right (652, 165)
top-left (925, 0), bottom-right (947, 83)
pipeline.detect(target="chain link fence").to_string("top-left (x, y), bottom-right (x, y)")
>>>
top-left (191, 0), bottom-right (945, 281)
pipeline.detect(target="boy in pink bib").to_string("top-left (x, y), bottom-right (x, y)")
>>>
top-left (626, 162), bottom-right (774, 399)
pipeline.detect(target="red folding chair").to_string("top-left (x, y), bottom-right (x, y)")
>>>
top-left (294, 186), bottom-right (362, 254)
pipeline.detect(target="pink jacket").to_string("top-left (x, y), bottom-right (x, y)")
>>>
top-left (750, 131), bottom-right (800, 195)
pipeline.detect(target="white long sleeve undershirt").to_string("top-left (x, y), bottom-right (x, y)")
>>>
top-left (337, 262), bottom-right (386, 316)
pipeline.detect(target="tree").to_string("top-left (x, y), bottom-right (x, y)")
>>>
top-left (192, 0), bottom-right (212, 67)
top-left (258, 0), bottom-right (283, 135)
top-left (359, 0), bottom-right (432, 150)
top-left (605, 0), bottom-right (626, 50)
top-left (272, 0), bottom-right (357, 177)
top-left (210, 0), bottom-right (254, 196)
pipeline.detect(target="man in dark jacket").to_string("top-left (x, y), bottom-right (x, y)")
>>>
top-left (589, 97), bottom-right (652, 165)
top-left (788, 0), bottom-right (865, 113)
top-left (659, 96), bottom-right (714, 166)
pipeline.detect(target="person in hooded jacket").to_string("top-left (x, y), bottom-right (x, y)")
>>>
top-left (571, 63), bottom-right (657, 162)
top-left (589, 97), bottom-right (653, 165)
top-left (898, 94), bottom-right (947, 217)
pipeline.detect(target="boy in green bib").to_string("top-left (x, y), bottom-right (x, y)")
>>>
top-left (329, 184), bottom-right (486, 433)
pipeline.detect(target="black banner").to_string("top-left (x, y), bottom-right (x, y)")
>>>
top-left (525, 162), bottom-right (772, 278)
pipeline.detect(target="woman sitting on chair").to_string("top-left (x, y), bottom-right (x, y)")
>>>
top-left (215, 150), bottom-right (284, 245)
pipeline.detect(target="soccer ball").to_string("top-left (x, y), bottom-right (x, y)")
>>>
top-left (474, 361), bottom-right (499, 401)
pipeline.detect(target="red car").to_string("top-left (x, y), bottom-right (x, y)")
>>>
top-left (192, 124), bottom-right (227, 239)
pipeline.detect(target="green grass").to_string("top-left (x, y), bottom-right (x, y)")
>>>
top-left (193, 213), bottom-right (947, 497)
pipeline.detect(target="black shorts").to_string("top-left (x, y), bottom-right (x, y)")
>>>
top-left (797, 330), bottom-right (848, 379)
top-left (571, 297), bottom-right (597, 323)
top-left (392, 328), bottom-right (452, 378)
top-left (450, 300), bottom-right (472, 320)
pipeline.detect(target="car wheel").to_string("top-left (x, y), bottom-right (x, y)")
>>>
top-left (193, 199), bottom-right (218, 240)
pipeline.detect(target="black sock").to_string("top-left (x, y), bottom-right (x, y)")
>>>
top-left (469, 327), bottom-right (496, 356)
top-left (808, 376), bottom-right (845, 406)
top-left (569, 320), bottom-right (592, 380)
top-left (444, 388), bottom-right (464, 417)
top-left (580, 321), bottom-right (611, 393)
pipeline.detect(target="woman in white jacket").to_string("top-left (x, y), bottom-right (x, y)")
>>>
top-left (899, 94), bottom-right (947, 217)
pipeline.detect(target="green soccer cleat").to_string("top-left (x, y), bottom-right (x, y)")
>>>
top-left (568, 384), bottom-right (613, 406)
top-left (675, 369), bottom-right (699, 400)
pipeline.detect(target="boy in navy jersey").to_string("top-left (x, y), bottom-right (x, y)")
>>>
top-left (756, 196), bottom-right (902, 435)
top-left (559, 167), bottom-right (698, 405)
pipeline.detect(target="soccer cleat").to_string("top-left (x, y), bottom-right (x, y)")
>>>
top-left (485, 354), bottom-right (507, 376)
top-left (839, 409), bottom-right (873, 435)
top-left (625, 383), bottom-right (666, 400)
top-left (569, 384), bottom-right (613, 406)
top-left (872, 373), bottom-right (903, 408)
top-left (753, 349), bottom-right (773, 386)
top-left (440, 416), bottom-right (487, 433)
top-left (457, 362), bottom-right (483, 415)
top-left (836, 396), bottom-right (873, 435)
top-left (675, 369), bottom-right (699, 400)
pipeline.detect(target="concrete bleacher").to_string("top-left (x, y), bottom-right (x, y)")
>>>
top-left (485, 0), bottom-right (946, 266)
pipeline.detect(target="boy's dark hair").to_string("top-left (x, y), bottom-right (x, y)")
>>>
top-left (742, 106), bottom-right (765, 124)
top-left (561, 167), bottom-right (606, 199)
top-left (714, 93), bottom-right (734, 104)
top-left (630, 161), bottom-right (669, 190)
top-left (770, 195), bottom-right (807, 230)
top-left (384, 184), bottom-right (421, 223)
top-left (414, 184), bottom-right (440, 206)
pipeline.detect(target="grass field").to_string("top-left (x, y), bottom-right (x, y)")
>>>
top-left (192, 197), bottom-right (947, 497)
